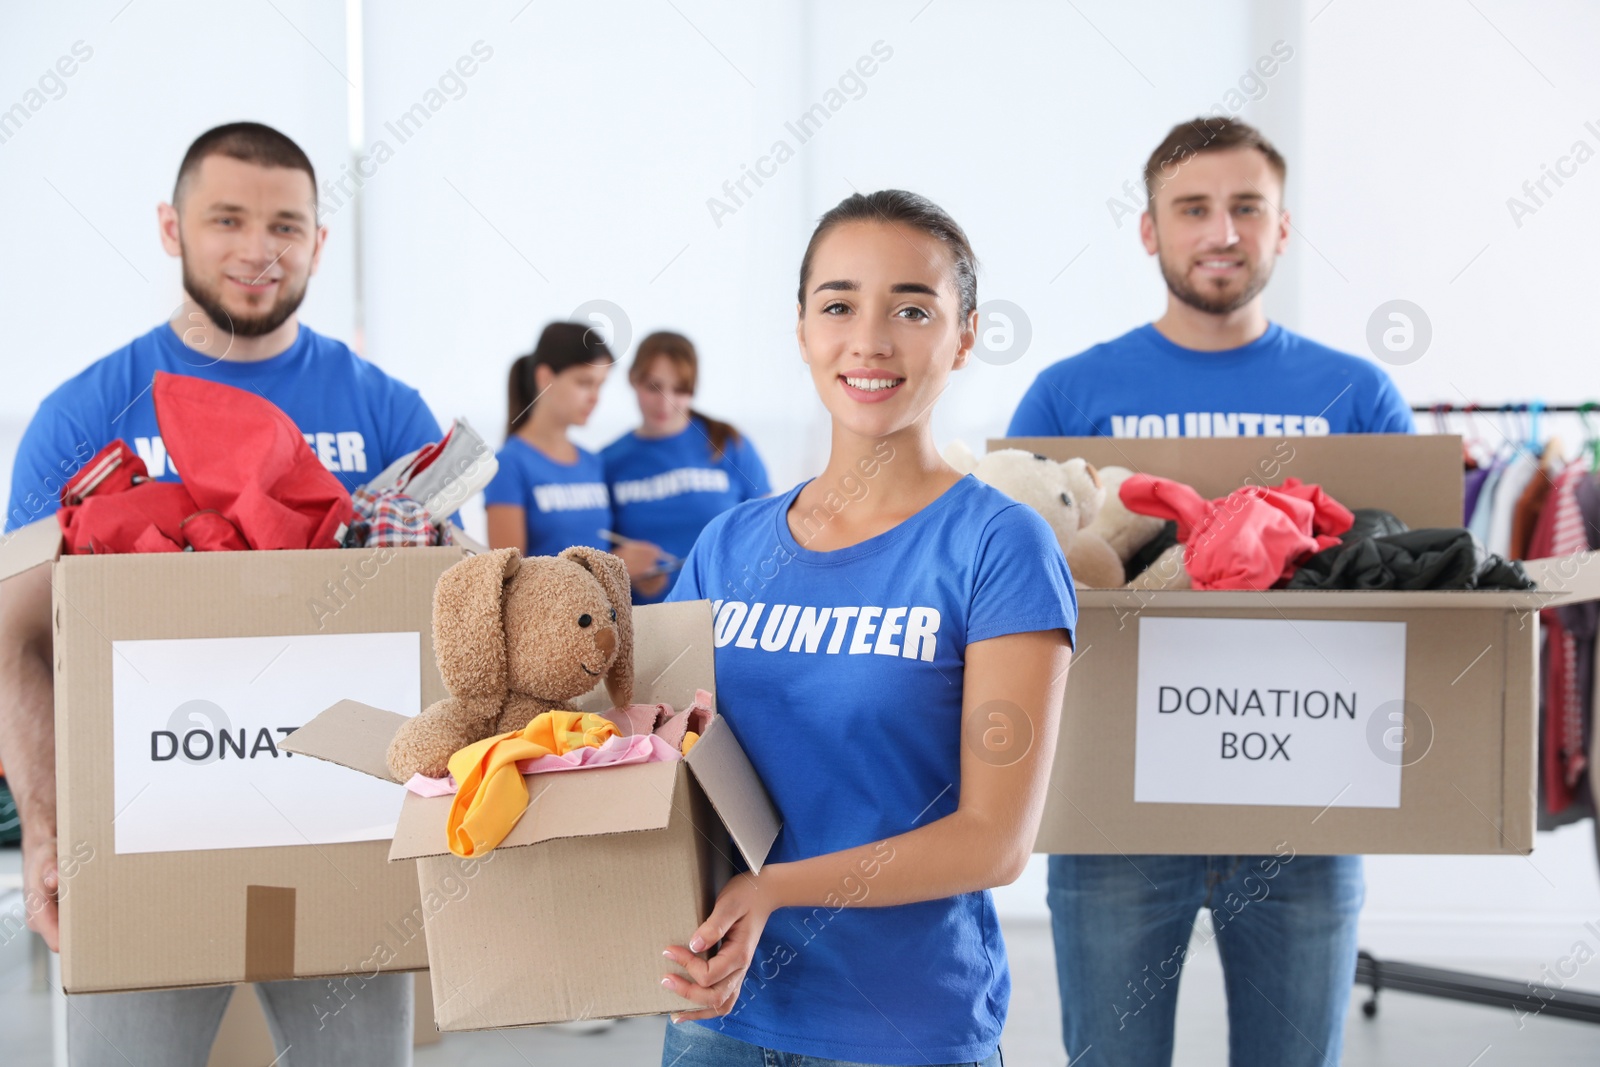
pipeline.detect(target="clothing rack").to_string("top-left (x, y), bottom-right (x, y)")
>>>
top-left (1356, 406), bottom-right (1600, 1025)
top-left (1409, 403), bottom-right (1598, 413)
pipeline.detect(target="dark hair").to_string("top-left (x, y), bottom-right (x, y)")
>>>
top-left (797, 189), bottom-right (979, 319)
top-left (506, 321), bottom-right (615, 436)
top-left (174, 122), bottom-right (317, 208)
top-left (629, 330), bottom-right (743, 462)
top-left (1144, 117), bottom-right (1287, 203)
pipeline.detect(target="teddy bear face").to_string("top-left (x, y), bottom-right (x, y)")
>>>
top-left (502, 557), bottom-right (623, 702)
top-left (968, 450), bottom-right (1101, 550)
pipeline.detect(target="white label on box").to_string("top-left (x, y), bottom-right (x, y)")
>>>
top-left (111, 632), bottom-right (420, 854)
top-left (1134, 617), bottom-right (1406, 809)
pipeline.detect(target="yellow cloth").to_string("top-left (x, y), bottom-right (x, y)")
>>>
top-left (681, 730), bottom-right (700, 756)
top-left (445, 710), bottom-right (619, 857)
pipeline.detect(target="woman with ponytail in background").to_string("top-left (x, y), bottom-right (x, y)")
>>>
top-left (602, 331), bottom-right (770, 602)
top-left (485, 323), bottom-right (664, 585)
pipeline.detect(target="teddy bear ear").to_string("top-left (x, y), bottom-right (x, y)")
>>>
top-left (942, 439), bottom-right (978, 475)
top-left (558, 545), bottom-right (634, 707)
top-left (432, 547), bottom-right (520, 699)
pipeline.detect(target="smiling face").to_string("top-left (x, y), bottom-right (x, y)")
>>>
top-left (1141, 146), bottom-right (1289, 316)
top-left (161, 154), bottom-right (324, 337)
top-left (795, 220), bottom-right (976, 439)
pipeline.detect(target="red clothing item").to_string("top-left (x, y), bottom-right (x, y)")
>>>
top-left (1119, 475), bottom-right (1354, 591)
top-left (1534, 463), bottom-right (1591, 813)
top-left (154, 371), bottom-right (354, 550)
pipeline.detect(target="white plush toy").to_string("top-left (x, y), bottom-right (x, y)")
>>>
top-left (943, 441), bottom-right (1126, 588)
top-left (1086, 465), bottom-right (1169, 565)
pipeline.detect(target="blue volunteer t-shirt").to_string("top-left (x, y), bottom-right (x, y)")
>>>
top-left (666, 474), bottom-right (1077, 1064)
top-left (483, 437), bottom-right (609, 557)
top-left (602, 417), bottom-right (771, 604)
top-left (4, 321), bottom-right (443, 534)
top-left (1007, 322), bottom-right (1415, 438)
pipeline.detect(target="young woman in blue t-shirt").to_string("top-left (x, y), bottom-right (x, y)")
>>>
top-left (484, 322), bottom-right (659, 581)
top-left (603, 331), bottom-right (770, 605)
top-left (659, 191), bottom-right (1078, 1066)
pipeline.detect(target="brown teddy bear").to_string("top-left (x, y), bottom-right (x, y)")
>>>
top-left (385, 545), bottom-right (634, 781)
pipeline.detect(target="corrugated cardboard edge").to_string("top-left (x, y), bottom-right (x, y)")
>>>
top-left (683, 716), bottom-right (780, 873)
top-left (1501, 609), bottom-right (1538, 854)
top-left (281, 699), bottom-right (407, 782)
top-left (0, 516), bottom-right (62, 583)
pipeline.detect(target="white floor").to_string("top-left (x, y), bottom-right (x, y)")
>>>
top-left (4, 899), bottom-right (1599, 1065)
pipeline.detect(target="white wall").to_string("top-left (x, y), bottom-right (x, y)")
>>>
top-left (3, 0), bottom-right (1599, 967)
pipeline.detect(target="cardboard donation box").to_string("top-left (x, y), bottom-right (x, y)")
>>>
top-left (0, 519), bottom-right (467, 993)
top-left (1001, 435), bottom-right (1600, 857)
top-left (285, 599), bottom-right (780, 1031)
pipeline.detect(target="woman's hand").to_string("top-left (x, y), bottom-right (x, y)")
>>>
top-left (611, 539), bottom-right (663, 579)
top-left (661, 871), bottom-right (775, 1022)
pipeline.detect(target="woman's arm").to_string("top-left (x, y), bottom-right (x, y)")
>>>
top-left (663, 627), bottom-right (1070, 1018)
top-left (484, 504), bottom-right (526, 553)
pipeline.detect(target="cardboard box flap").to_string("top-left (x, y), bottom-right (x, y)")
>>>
top-left (1523, 551), bottom-right (1600, 607)
top-left (387, 759), bottom-right (680, 860)
top-left (281, 699), bottom-right (407, 783)
top-left (994, 434), bottom-right (1464, 529)
top-left (0, 517), bottom-right (63, 583)
top-left (683, 716), bottom-right (781, 873)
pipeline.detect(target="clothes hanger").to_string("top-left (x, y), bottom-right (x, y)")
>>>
top-left (1578, 402), bottom-right (1600, 470)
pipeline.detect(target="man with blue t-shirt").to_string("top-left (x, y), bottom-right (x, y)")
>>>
top-left (0, 123), bottom-right (438, 1065)
top-left (1010, 118), bottom-right (1412, 1067)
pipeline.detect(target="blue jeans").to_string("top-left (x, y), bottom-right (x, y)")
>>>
top-left (1047, 853), bottom-right (1363, 1067)
top-left (662, 1019), bottom-right (1003, 1066)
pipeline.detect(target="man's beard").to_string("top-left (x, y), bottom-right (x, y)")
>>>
top-left (1158, 249), bottom-right (1274, 315)
top-left (181, 258), bottom-right (309, 339)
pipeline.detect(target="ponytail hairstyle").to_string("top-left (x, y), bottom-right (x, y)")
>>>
top-left (797, 189), bottom-right (979, 319)
top-left (506, 321), bottom-right (615, 437)
top-left (629, 330), bottom-right (743, 462)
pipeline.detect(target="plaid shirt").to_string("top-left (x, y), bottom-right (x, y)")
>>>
top-left (344, 487), bottom-right (450, 548)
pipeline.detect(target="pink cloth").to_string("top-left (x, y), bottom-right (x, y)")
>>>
top-left (401, 691), bottom-right (713, 798)
top-left (520, 731), bottom-right (678, 774)
top-left (603, 689), bottom-right (716, 747)
top-left (1120, 475), bottom-right (1354, 590)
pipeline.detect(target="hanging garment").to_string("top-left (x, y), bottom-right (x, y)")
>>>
top-left (1467, 457), bottom-right (1508, 545)
top-left (153, 371), bottom-right (354, 549)
top-left (1463, 465), bottom-right (1493, 525)
top-left (1287, 529), bottom-right (1534, 591)
top-left (1533, 464), bottom-right (1592, 813)
top-left (444, 710), bottom-right (621, 857)
top-left (1486, 451), bottom-right (1541, 558)
top-left (1118, 475), bottom-right (1353, 590)
top-left (1510, 459), bottom-right (1557, 561)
